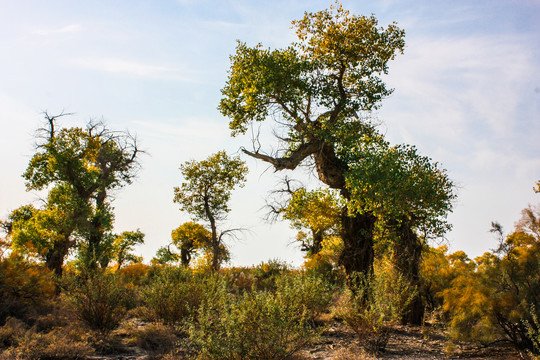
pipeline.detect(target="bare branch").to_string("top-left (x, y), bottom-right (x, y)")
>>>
top-left (241, 140), bottom-right (320, 171)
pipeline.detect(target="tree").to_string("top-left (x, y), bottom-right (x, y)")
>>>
top-left (344, 140), bottom-right (455, 323)
top-left (3, 185), bottom-right (83, 275)
top-left (171, 221), bottom-right (213, 267)
top-left (219, 4), bottom-right (455, 281)
top-left (267, 179), bottom-right (341, 257)
top-left (19, 112), bottom-right (141, 273)
top-left (173, 151), bottom-right (248, 271)
top-left (110, 230), bottom-right (144, 270)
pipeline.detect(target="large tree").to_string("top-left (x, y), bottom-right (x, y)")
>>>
top-left (219, 4), bottom-right (454, 281)
top-left (14, 112), bottom-right (141, 273)
top-left (218, 5), bottom-right (406, 276)
top-left (173, 151), bottom-right (248, 271)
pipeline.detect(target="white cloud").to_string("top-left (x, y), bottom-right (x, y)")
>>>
top-left (72, 57), bottom-right (197, 81)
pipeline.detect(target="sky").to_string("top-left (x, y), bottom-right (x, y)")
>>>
top-left (0, 0), bottom-right (539, 267)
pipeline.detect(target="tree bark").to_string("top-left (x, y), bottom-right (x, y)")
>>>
top-left (391, 218), bottom-right (424, 325)
top-left (339, 208), bottom-right (377, 278)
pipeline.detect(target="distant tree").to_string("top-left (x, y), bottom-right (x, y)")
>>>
top-left (267, 179), bottom-right (341, 257)
top-left (110, 229), bottom-right (144, 270)
top-left (3, 185), bottom-right (82, 275)
top-left (534, 180), bottom-right (539, 193)
top-left (171, 221), bottom-right (213, 267)
top-left (18, 112), bottom-right (141, 273)
top-left (151, 246), bottom-right (180, 265)
top-left (173, 151), bottom-right (247, 271)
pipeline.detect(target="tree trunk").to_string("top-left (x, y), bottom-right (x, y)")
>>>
top-left (392, 218), bottom-right (424, 325)
top-left (204, 196), bottom-right (220, 272)
top-left (339, 208), bottom-right (376, 278)
top-left (310, 229), bottom-right (324, 256)
top-left (46, 237), bottom-right (71, 278)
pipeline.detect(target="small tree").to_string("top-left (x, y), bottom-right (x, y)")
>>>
top-left (171, 221), bottom-right (212, 267)
top-left (111, 229), bottom-right (145, 269)
top-left (267, 179), bottom-right (341, 257)
top-left (173, 151), bottom-right (248, 271)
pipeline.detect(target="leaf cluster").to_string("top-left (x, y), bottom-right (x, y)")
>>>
top-left (173, 151), bottom-right (248, 222)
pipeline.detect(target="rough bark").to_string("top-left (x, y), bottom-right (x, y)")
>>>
top-left (339, 208), bottom-right (377, 278)
top-left (391, 218), bottom-right (424, 325)
top-left (243, 141), bottom-right (377, 278)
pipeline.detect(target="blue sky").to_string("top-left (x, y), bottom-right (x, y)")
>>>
top-left (1, 0), bottom-right (539, 266)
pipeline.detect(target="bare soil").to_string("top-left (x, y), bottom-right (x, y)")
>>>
top-left (86, 321), bottom-right (528, 360)
top-left (299, 322), bottom-right (527, 360)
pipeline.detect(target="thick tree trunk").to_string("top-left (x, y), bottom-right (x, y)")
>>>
top-left (392, 218), bottom-right (424, 325)
top-left (339, 208), bottom-right (377, 278)
top-left (46, 237), bottom-right (71, 278)
top-left (310, 229), bottom-right (324, 256)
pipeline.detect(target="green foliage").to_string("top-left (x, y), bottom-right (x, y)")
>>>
top-left (188, 280), bottom-right (315, 360)
top-left (173, 151), bottom-right (247, 222)
top-left (275, 272), bottom-right (333, 323)
top-left (219, 5), bottom-right (405, 136)
top-left (171, 221), bottom-right (212, 266)
top-left (141, 266), bottom-right (206, 325)
top-left (61, 269), bottom-right (129, 334)
top-left (110, 229), bottom-right (144, 269)
top-left (336, 262), bottom-right (416, 354)
top-left (174, 151), bottom-right (247, 271)
top-left (344, 142), bottom-right (455, 238)
top-left (252, 259), bottom-right (290, 291)
top-left (526, 306), bottom-right (540, 357)
top-left (13, 113), bottom-right (141, 273)
top-left (151, 246), bottom-right (180, 265)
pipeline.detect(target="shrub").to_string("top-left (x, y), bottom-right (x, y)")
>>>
top-left (0, 257), bottom-right (55, 324)
top-left (141, 266), bottom-right (206, 325)
top-left (335, 265), bottom-right (416, 354)
top-left (275, 272), bottom-right (333, 323)
top-left (129, 323), bottom-right (178, 355)
top-left (0, 324), bottom-right (93, 360)
top-left (252, 259), bottom-right (289, 291)
top-left (117, 263), bottom-right (153, 287)
top-left (188, 281), bottom-right (315, 360)
top-left (526, 306), bottom-right (540, 358)
top-left (61, 269), bottom-right (128, 334)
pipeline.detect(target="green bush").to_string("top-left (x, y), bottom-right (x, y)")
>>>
top-left (141, 266), bottom-right (206, 325)
top-left (61, 269), bottom-right (128, 334)
top-left (335, 266), bottom-right (416, 354)
top-left (252, 259), bottom-right (289, 291)
top-left (188, 281), bottom-right (315, 360)
top-left (275, 272), bottom-right (333, 323)
top-left (526, 305), bottom-right (540, 358)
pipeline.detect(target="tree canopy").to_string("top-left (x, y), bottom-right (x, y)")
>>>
top-left (218, 4), bottom-right (454, 280)
top-left (173, 151), bottom-right (247, 271)
top-left (6, 113), bottom-right (141, 274)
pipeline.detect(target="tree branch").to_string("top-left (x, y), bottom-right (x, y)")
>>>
top-left (241, 141), bottom-right (321, 171)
